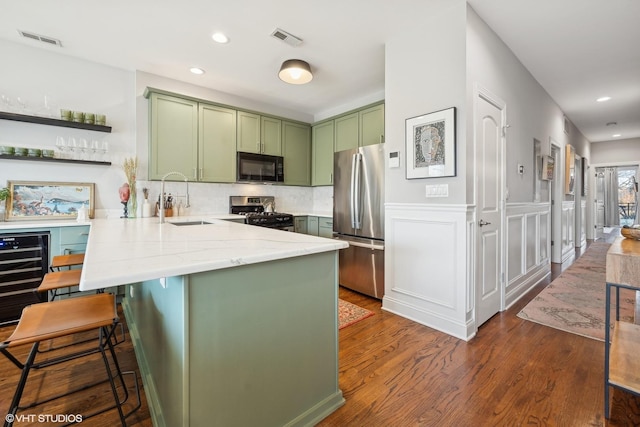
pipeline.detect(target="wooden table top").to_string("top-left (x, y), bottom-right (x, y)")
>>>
top-left (607, 237), bottom-right (640, 288)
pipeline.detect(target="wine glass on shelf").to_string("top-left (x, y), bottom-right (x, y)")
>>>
top-left (90, 139), bottom-right (100, 161)
top-left (55, 136), bottom-right (66, 159)
top-left (67, 136), bottom-right (77, 160)
top-left (100, 140), bottom-right (109, 162)
top-left (78, 138), bottom-right (88, 161)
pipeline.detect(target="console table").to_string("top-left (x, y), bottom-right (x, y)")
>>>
top-left (604, 237), bottom-right (640, 418)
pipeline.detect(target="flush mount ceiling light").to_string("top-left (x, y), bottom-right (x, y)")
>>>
top-left (212, 32), bottom-right (229, 44)
top-left (190, 67), bottom-right (205, 75)
top-left (278, 59), bottom-right (313, 85)
top-left (612, 134), bottom-right (622, 138)
top-left (597, 96), bottom-right (612, 102)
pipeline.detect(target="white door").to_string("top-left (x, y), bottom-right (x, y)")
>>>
top-left (550, 143), bottom-right (563, 262)
top-left (475, 87), bottom-right (505, 327)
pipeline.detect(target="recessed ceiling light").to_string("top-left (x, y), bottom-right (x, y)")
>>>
top-left (212, 32), bottom-right (229, 44)
top-left (612, 134), bottom-right (622, 138)
top-left (190, 67), bottom-right (205, 75)
top-left (596, 96), bottom-right (611, 102)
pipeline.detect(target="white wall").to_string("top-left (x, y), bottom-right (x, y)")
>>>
top-left (0, 39), bottom-right (136, 215)
top-left (591, 137), bottom-right (640, 165)
top-left (385, 0), bottom-right (468, 205)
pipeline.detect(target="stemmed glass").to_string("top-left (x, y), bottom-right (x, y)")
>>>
top-left (67, 136), bottom-right (77, 160)
top-left (55, 136), bottom-right (66, 159)
top-left (100, 141), bottom-right (109, 162)
top-left (90, 140), bottom-right (100, 161)
top-left (78, 138), bottom-right (88, 161)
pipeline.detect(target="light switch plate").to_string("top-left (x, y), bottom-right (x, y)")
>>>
top-left (425, 184), bottom-right (449, 197)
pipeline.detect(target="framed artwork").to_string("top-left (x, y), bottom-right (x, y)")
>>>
top-left (540, 155), bottom-right (555, 181)
top-left (581, 157), bottom-right (588, 196)
top-left (6, 181), bottom-right (95, 221)
top-left (406, 107), bottom-right (456, 179)
top-left (565, 145), bottom-right (575, 195)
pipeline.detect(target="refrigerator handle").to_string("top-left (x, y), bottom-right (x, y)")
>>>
top-left (350, 153), bottom-right (357, 228)
top-left (353, 152), bottom-right (362, 229)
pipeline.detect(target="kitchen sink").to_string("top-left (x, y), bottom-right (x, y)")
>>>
top-left (169, 221), bottom-right (212, 226)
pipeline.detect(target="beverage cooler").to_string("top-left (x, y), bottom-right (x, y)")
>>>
top-left (0, 232), bottom-right (50, 325)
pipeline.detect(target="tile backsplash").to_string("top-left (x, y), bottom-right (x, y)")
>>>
top-left (96, 182), bottom-right (333, 218)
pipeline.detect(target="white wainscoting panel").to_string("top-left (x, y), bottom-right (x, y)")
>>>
top-left (383, 203), bottom-right (475, 341)
top-left (504, 203), bottom-right (551, 308)
top-left (561, 201), bottom-right (576, 267)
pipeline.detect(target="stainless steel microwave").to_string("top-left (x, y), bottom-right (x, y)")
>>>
top-left (237, 152), bottom-right (284, 183)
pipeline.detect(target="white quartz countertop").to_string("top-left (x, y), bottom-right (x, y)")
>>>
top-left (79, 216), bottom-right (347, 291)
top-left (290, 212), bottom-right (333, 218)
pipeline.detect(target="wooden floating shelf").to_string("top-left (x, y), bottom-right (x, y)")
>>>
top-left (0, 111), bottom-right (112, 133)
top-left (0, 154), bottom-right (111, 166)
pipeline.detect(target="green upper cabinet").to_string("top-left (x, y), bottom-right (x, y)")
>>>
top-left (282, 121), bottom-right (311, 186)
top-left (312, 120), bottom-right (335, 186)
top-left (236, 111), bottom-right (261, 153)
top-left (149, 92), bottom-right (198, 180)
top-left (237, 111), bottom-right (282, 155)
top-left (148, 90), bottom-right (236, 182)
top-left (359, 103), bottom-right (385, 146)
top-left (199, 103), bottom-right (237, 183)
top-left (261, 116), bottom-right (282, 156)
top-left (334, 112), bottom-right (359, 152)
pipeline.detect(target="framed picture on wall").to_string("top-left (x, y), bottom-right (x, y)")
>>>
top-left (581, 157), bottom-right (588, 196)
top-left (539, 155), bottom-right (555, 181)
top-left (565, 145), bottom-right (576, 195)
top-left (6, 181), bottom-right (95, 221)
top-left (405, 107), bottom-right (456, 179)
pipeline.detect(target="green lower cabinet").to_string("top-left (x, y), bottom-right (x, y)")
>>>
top-left (294, 216), bottom-right (308, 234)
top-left (307, 216), bottom-right (319, 236)
top-left (123, 251), bottom-right (343, 427)
top-left (318, 217), bottom-right (334, 238)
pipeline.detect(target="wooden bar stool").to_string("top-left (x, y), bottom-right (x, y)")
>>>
top-left (50, 253), bottom-right (85, 271)
top-left (37, 269), bottom-right (83, 301)
top-left (0, 293), bottom-right (140, 426)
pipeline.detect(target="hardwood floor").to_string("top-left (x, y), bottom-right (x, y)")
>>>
top-left (1, 236), bottom-right (638, 426)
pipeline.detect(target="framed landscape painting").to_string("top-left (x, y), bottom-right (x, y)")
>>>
top-left (6, 181), bottom-right (95, 221)
top-left (406, 107), bottom-right (456, 179)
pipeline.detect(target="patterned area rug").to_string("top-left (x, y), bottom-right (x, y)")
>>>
top-left (339, 299), bottom-right (374, 329)
top-left (517, 242), bottom-right (636, 341)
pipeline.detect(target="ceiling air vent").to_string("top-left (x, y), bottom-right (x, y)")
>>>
top-left (17, 30), bottom-right (62, 47)
top-left (270, 28), bottom-right (302, 47)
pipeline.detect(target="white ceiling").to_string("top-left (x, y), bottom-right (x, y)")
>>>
top-left (3, 0), bottom-right (638, 142)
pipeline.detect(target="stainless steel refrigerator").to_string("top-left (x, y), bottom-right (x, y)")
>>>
top-left (333, 143), bottom-right (385, 299)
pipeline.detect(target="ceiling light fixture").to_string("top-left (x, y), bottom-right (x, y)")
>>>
top-left (190, 67), bottom-right (205, 75)
top-left (596, 96), bottom-right (611, 102)
top-left (612, 134), bottom-right (622, 138)
top-left (212, 32), bottom-right (229, 44)
top-left (278, 59), bottom-right (313, 85)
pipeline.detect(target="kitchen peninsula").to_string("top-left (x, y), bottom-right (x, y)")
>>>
top-left (51, 217), bottom-right (346, 427)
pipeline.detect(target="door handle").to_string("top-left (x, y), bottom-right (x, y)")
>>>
top-left (478, 219), bottom-right (491, 227)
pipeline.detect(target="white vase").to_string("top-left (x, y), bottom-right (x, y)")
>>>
top-left (142, 199), bottom-right (152, 218)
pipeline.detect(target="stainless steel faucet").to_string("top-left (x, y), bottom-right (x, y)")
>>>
top-left (160, 171), bottom-right (190, 224)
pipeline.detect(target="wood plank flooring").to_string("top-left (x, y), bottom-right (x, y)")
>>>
top-left (2, 238), bottom-right (640, 426)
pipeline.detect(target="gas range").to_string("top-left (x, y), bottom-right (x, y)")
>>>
top-left (229, 196), bottom-right (294, 231)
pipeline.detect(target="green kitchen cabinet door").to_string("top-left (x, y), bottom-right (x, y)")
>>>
top-left (282, 121), bottom-right (311, 186)
top-left (318, 217), bottom-right (334, 238)
top-left (261, 116), bottom-right (282, 156)
top-left (334, 112), bottom-right (359, 152)
top-left (149, 93), bottom-right (198, 180)
top-left (359, 103), bottom-right (385, 146)
top-left (312, 120), bottom-right (335, 186)
top-left (236, 111), bottom-right (261, 153)
top-left (294, 216), bottom-right (308, 234)
top-left (199, 103), bottom-right (237, 183)
top-left (307, 216), bottom-right (319, 236)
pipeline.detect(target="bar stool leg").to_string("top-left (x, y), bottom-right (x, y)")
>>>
top-left (99, 327), bottom-right (127, 426)
top-left (3, 343), bottom-right (39, 427)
